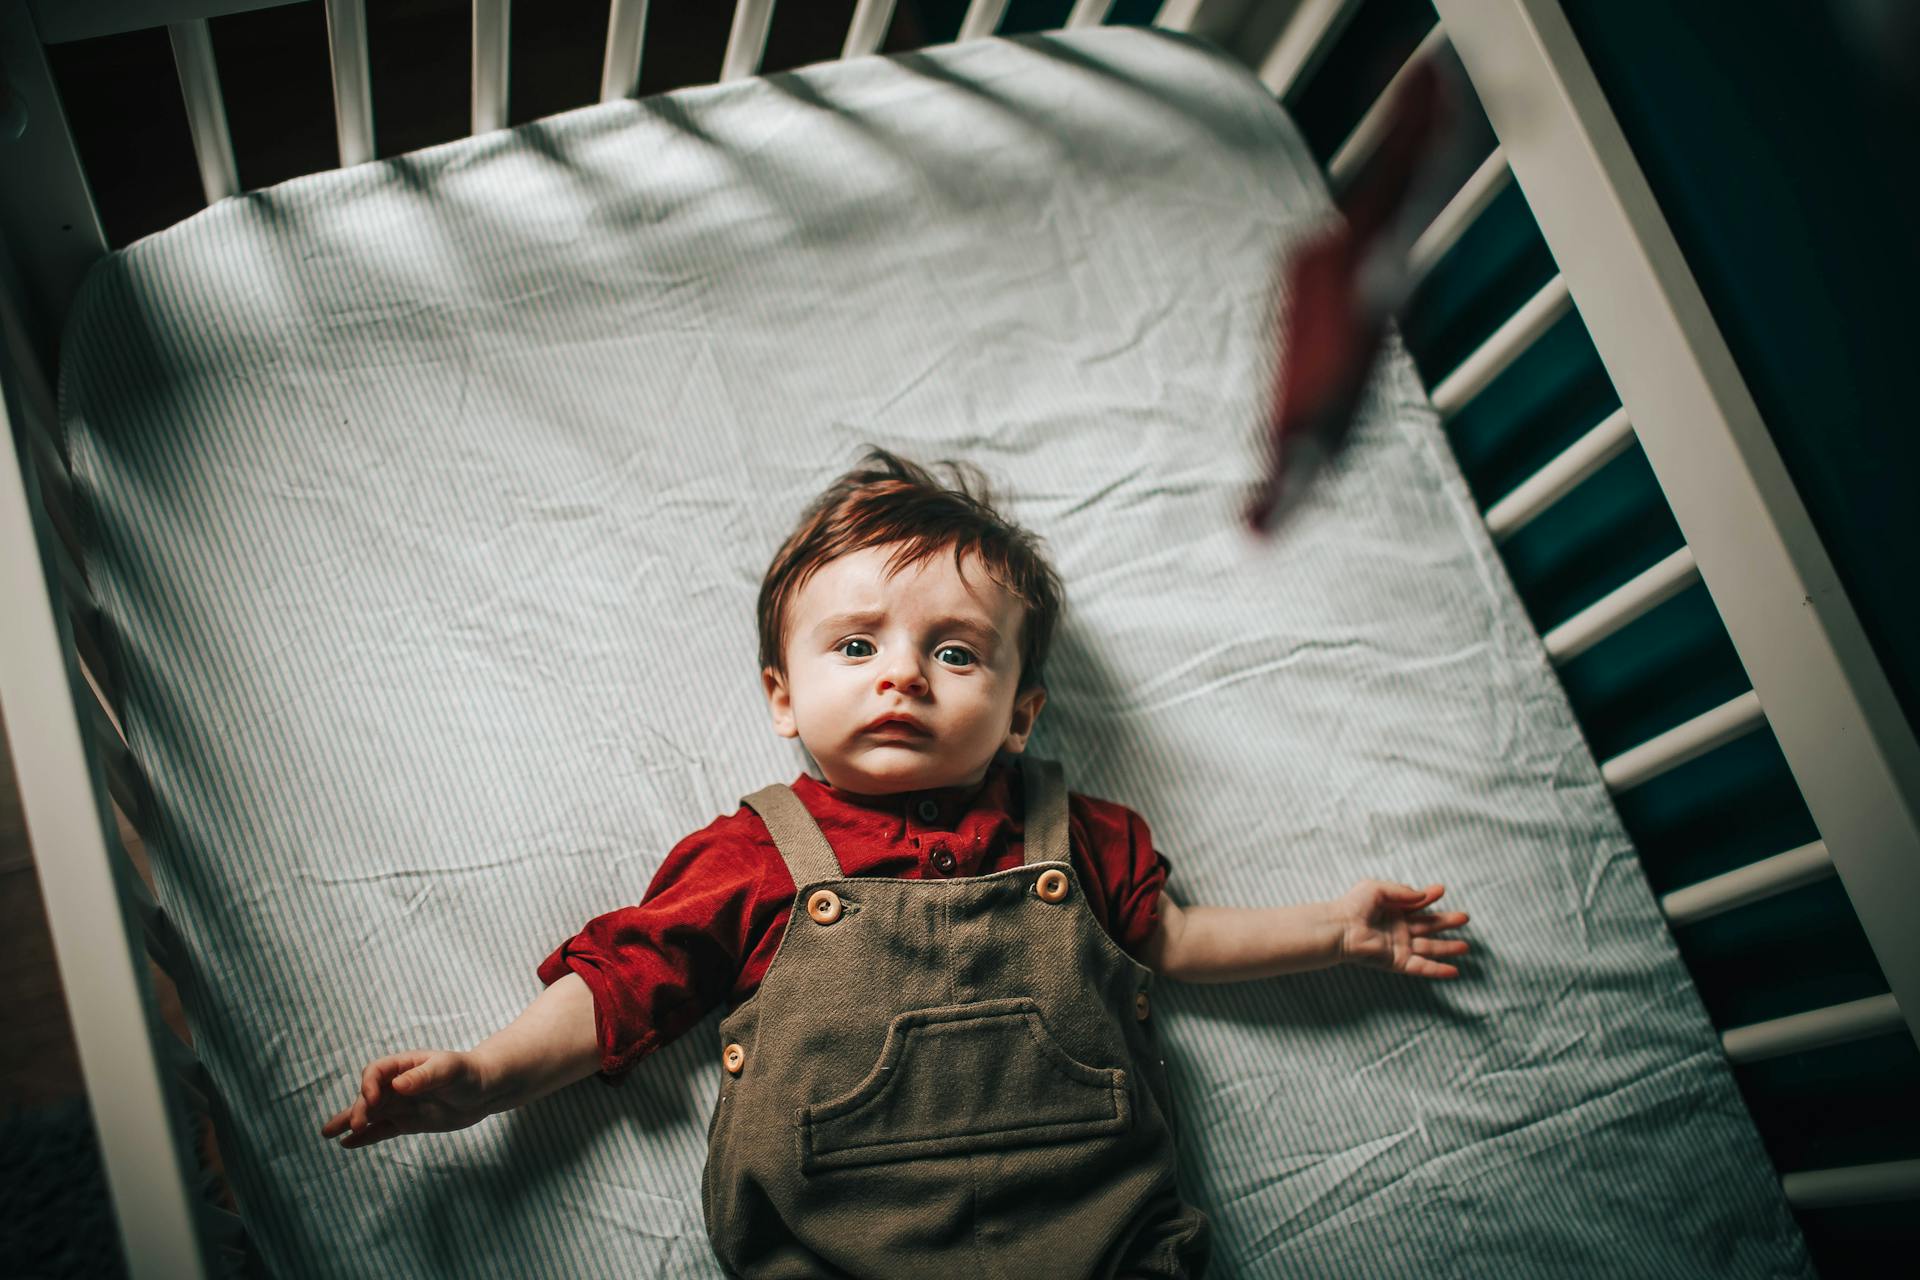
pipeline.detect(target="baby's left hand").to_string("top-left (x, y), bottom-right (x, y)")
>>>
top-left (1333, 880), bottom-right (1470, 979)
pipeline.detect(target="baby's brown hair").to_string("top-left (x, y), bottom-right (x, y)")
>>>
top-left (758, 449), bottom-right (1063, 690)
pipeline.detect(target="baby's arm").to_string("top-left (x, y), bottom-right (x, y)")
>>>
top-left (1141, 881), bottom-right (1469, 983)
top-left (320, 970), bottom-right (601, 1150)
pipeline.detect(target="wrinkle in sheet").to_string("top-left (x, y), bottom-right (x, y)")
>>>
top-left (1230, 1126), bottom-right (1424, 1251)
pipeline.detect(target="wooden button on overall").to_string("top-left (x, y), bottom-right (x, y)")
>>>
top-left (723, 1043), bottom-right (745, 1074)
top-left (807, 888), bottom-right (843, 925)
top-left (1034, 869), bottom-right (1070, 903)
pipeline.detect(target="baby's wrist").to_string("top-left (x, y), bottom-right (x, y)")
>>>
top-left (463, 1047), bottom-right (517, 1115)
top-left (1322, 900), bottom-right (1356, 967)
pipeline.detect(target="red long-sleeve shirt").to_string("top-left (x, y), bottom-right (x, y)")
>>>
top-left (537, 759), bottom-right (1171, 1082)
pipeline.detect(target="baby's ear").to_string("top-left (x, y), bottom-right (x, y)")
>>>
top-left (762, 667), bottom-right (799, 739)
top-left (1002, 684), bottom-right (1047, 754)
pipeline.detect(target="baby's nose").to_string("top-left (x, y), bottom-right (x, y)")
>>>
top-left (877, 658), bottom-right (928, 695)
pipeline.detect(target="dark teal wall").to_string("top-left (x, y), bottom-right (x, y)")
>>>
top-left (1559, 0), bottom-right (1920, 730)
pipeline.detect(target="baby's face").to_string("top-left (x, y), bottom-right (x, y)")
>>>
top-left (764, 543), bottom-right (1045, 795)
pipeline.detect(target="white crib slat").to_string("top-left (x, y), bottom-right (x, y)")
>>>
top-left (1485, 406), bottom-right (1634, 543)
top-left (959, 0), bottom-right (1009, 41)
top-left (1660, 840), bottom-right (1833, 927)
top-left (842, 0), bottom-right (897, 58)
top-left (1722, 992), bottom-right (1902, 1065)
top-left (1783, 1158), bottom-right (1920, 1210)
top-left (50, 534), bottom-right (95, 623)
top-left (109, 819), bottom-right (184, 977)
top-left (1327, 22), bottom-right (1447, 188)
top-left (722, 0), bottom-right (777, 82)
top-left (78, 685), bottom-right (145, 823)
top-left (471, 0), bottom-right (511, 135)
top-left (1406, 147), bottom-right (1511, 286)
top-left (1600, 690), bottom-right (1766, 794)
top-left (1067, 0), bottom-right (1117, 28)
top-left (322, 0), bottom-right (374, 166)
top-left (168, 20), bottom-right (240, 203)
top-left (160, 1031), bottom-right (215, 1116)
top-left (1246, 0), bottom-right (1364, 98)
top-left (1543, 546), bottom-right (1700, 665)
top-left (600, 0), bottom-right (650, 100)
top-left (1151, 0), bottom-right (1203, 33)
top-left (69, 613), bottom-right (120, 716)
top-left (1429, 275), bottom-right (1572, 420)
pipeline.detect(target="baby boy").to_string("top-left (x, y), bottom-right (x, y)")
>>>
top-left (322, 450), bottom-right (1470, 1278)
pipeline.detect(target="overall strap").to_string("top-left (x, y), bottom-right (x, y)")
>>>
top-left (1020, 756), bottom-right (1070, 867)
top-left (742, 785), bottom-right (847, 885)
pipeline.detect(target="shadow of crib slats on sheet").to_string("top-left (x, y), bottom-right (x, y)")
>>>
top-left (49, 1), bottom-right (1151, 253)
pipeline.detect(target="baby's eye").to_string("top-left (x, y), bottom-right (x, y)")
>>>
top-left (935, 645), bottom-right (976, 668)
top-left (837, 638), bottom-right (876, 658)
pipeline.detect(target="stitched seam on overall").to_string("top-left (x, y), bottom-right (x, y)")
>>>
top-left (947, 883), bottom-right (992, 1274)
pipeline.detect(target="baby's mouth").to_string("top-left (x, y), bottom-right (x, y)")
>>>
top-left (863, 714), bottom-right (932, 739)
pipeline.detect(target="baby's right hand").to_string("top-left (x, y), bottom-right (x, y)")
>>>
top-left (320, 1050), bottom-right (496, 1150)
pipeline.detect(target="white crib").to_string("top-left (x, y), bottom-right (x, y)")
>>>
top-left (1, 1), bottom-right (1916, 1276)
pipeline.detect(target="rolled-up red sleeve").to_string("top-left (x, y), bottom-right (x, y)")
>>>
top-left (537, 817), bottom-right (766, 1085)
top-left (1067, 793), bottom-right (1171, 959)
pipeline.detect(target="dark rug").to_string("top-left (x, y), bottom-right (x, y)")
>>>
top-left (0, 1099), bottom-right (128, 1280)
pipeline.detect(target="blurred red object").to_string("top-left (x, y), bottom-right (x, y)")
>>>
top-left (1247, 58), bottom-right (1450, 534)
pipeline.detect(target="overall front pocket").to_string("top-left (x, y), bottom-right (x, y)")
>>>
top-left (798, 997), bottom-right (1132, 1173)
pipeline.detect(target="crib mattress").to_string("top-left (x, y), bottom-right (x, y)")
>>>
top-left (59, 27), bottom-right (1808, 1279)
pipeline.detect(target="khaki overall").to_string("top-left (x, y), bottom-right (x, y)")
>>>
top-left (702, 757), bottom-right (1210, 1279)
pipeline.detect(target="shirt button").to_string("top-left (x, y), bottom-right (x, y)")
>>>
top-left (917, 799), bottom-right (940, 822)
top-left (931, 847), bottom-right (957, 875)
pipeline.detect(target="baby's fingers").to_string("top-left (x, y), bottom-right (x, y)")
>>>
top-left (320, 1106), bottom-right (355, 1140)
top-left (337, 1118), bottom-right (401, 1151)
top-left (1413, 938), bottom-right (1470, 959)
top-left (1402, 954), bottom-right (1460, 979)
top-left (1408, 911), bottom-right (1470, 936)
top-left (361, 1052), bottom-right (431, 1116)
top-left (392, 1054), bottom-right (456, 1096)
